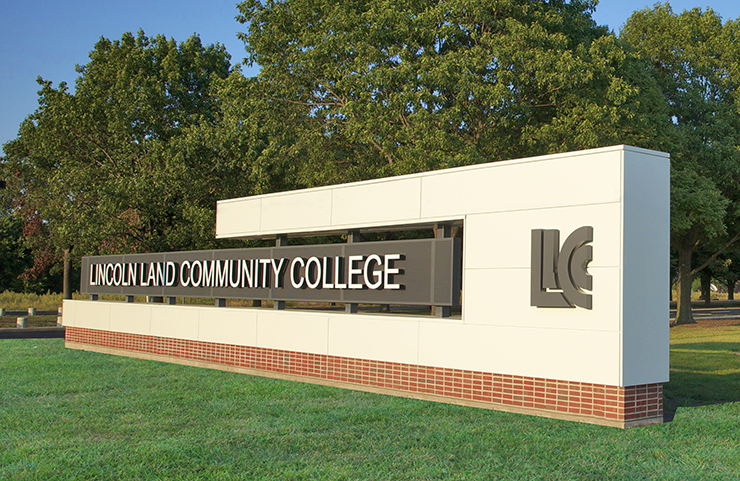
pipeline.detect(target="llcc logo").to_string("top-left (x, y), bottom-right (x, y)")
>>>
top-left (531, 226), bottom-right (593, 309)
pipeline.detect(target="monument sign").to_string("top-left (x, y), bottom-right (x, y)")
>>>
top-left (63, 145), bottom-right (669, 428)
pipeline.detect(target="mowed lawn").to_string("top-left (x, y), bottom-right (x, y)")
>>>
top-left (1, 321), bottom-right (739, 480)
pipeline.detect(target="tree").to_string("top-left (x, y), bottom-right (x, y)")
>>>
top-left (714, 248), bottom-right (740, 300)
top-left (0, 177), bottom-right (65, 293)
top-left (2, 80), bottom-right (105, 298)
top-left (189, 71), bottom-right (307, 197)
top-left (0, 187), bottom-right (31, 292)
top-left (1, 31), bottom-right (233, 297)
top-left (0, 217), bottom-right (26, 292)
top-left (236, 0), bottom-right (663, 187)
top-left (622, 5), bottom-right (740, 324)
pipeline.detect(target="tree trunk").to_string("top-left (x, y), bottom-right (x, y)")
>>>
top-left (700, 270), bottom-right (711, 306)
top-left (675, 244), bottom-right (696, 324)
top-left (62, 248), bottom-right (72, 300)
top-left (728, 280), bottom-right (736, 300)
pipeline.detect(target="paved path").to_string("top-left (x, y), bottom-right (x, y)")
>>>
top-left (670, 306), bottom-right (740, 320)
top-left (0, 327), bottom-right (65, 339)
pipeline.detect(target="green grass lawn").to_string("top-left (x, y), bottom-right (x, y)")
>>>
top-left (1, 322), bottom-right (740, 480)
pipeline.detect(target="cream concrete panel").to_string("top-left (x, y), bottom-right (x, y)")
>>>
top-left (256, 311), bottom-right (329, 354)
top-left (72, 301), bottom-right (112, 331)
top-left (198, 307), bottom-right (258, 346)
top-left (462, 267), bottom-right (620, 331)
top-left (215, 198), bottom-right (262, 238)
top-left (331, 178), bottom-right (422, 227)
top-left (622, 151), bottom-right (670, 385)
top-left (61, 300), bottom-right (77, 327)
top-left (150, 305), bottom-right (200, 341)
top-left (464, 203), bottom-right (621, 270)
top-left (327, 315), bottom-right (419, 364)
top-left (260, 190), bottom-right (333, 233)
top-left (109, 303), bottom-right (152, 335)
top-left (418, 322), bottom-right (621, 385)
top-left (420, 150), bottom-right (621, 218)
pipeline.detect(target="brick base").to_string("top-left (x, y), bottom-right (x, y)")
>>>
top-left (65, 326), bottom-right (662, 428)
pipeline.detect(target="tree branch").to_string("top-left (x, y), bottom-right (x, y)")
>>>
top-left (272, 97), bottom-right (342, 108)
top-left (690, 231), bottom-right (740, 277)
top-left (368, 138), bottom-right (394, 165)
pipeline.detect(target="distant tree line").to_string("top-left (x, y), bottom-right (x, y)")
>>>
top-left (2, 1), bottom-right (740, 324)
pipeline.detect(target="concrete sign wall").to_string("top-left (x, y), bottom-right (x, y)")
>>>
top-left (64, 145), bottom-right (669, 427)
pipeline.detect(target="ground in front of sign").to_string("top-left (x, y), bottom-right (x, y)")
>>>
top-left (2, 320), bottom-right (739, 478)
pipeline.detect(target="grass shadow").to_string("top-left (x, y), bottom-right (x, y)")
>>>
top-left (664, 341), bottom-right (740, 421)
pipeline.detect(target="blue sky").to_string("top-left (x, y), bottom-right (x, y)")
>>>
top-left (2, 1), bottom-right (739, 147)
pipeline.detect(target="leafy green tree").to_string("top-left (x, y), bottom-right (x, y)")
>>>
top-left (622, 4), bottom-right (740, 324)
top-left (1, 31), bottom-right (232, 297)
top-left (0, 188), bottom-right (30, 292)
top-left (0, 181), bottom-right (63, 293)
top-left (236, 0), bottom-right (663, 187)
top-left (714, 248), bottom-right (740, 300)
top-left (2, 80), bottom-right (102, 298)
top-left (0, 218), bottom-right (25, 292)
top-left (189, 71), bottom-right (306, 197)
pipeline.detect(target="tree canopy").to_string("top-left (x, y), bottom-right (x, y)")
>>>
top-left (4, 0), bottom-right (739, 305)
top-left (236, 0), bottom-right (663, 185)
top-left (1, 31), bottom-right (233, 296)
top-left (622, 4), bottom-right (740, 323)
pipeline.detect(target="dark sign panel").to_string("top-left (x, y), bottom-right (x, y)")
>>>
top-left (81, 238), bottom-right (461, 306)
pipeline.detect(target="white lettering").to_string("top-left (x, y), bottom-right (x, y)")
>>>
top-left (181, 261), bottom-right (191, 287)
top-left (239, 260), bottom-right (249, 288)
top-left (155, 262), bottom-right (165, 287)
top-left (202, 260), bottom-right (216, 287)
top-left (85, 251), bottom-right (406, 294)
top-left (348, 255), bottom-right (363, 289)
top-left (322, 257), bottom-right (334, 289)
top-left (384, 254), bottom-right (401, 289)
top-left (229, 260), bottom-right (240, 288)
top-left (363, 255), bottom-right (383, 289)
top-left (215, 260), bottom-right (228, 287)
top-left (271, 258), bottom-right (285, 288)
top-left (166, 262), bottom-right (177, 286)
top-left (334, 256), bottom-right (347, 289)
top-left (140, 263), bottom-right (148, 286)
top-left (306, 257), bottom-right (321, 289)
top-left (106, 263), bottom-right (115, 286)
top-left (113, 263), bottom-right (123, 286)
top-left (147, 263), bottom-right (157, 286)
top-left (259, 259), bottom-right (271, 287)
top-left (290, 257), bottom-right (305, 288)
top-left (191, 260), bottom-right (202, 287)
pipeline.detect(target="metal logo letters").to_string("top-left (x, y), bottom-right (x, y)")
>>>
top-left (531, 226), bottom-right (593, 309)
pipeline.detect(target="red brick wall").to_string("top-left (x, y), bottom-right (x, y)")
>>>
top-left (66, 326), bottom-right (662, 427)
